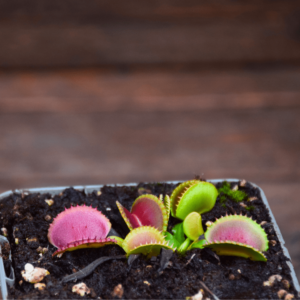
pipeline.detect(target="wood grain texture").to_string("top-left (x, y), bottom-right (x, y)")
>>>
top-left (1, 68), bottom-right (300, 112)
top-left (0, 0), bottom-right (300, 67)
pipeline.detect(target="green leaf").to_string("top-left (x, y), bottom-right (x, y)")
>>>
top-left (177, 237), bottom-right (192, 255)
top-left (172, 223), bottom-right (185, 244)
top-left (188, 239), bottom-right (207, 250)
top-left (164, 232), bottom-right (182, 249)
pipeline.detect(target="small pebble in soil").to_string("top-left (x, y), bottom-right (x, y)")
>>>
top-left (205, 221), bottom-right (213, 227)
top-left (229, 274), bottom-right (235, 280)
top-left (249, 196), bottom-right (258, 202)
top-left (260, 221), bottom-right (267, 226)
top-left (34, 283), bottom-right (46, 290)
top-left (232, 185), bottom-right (238, 191)
top-left (21, 263), bottom-right (50, 283)
top-left (111, 284), bottom-right (124, 298)
top-left (285, 294), bottom-right (295, 300)
top-left (282, 279), bottom-right (291, 289)
top-left (278, 290), bottom-right (288, 299)
top-left (36, 246), bottom-right (43, 253)
top-left (187, 289), bottom-right (204, 300)
top-left (239, 179), bottom-right (247, 187)
top-left (263, 274), bottom-right (282, 287)
top-left (270, 240), bottom-right (277, 246)
top-left (1, 227), bottom-right (8, 236)
top-left (45, 199), bottom-right (54, 206)
top-left (240, 203), bottom-right (247, 208)
top-left (144, 281), bottom-right (151, 286)
top-left (44, 215), bottom-right (52, 221)
top-left (72, 282), bottom-right (91, 297)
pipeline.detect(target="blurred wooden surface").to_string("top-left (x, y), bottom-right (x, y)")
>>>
top-left (0, 0), bottom-right (299, 283)
top-left (1, 0), bottom-right (300, 68)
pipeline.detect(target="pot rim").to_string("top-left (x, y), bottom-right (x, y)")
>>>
top-left (0, 179), bottom-right (299, 298)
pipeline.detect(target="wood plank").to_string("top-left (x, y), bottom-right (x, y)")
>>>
top-left (0, 1), bottom-right (300, 67)
top-left (1, 69), bottom-right (300, 112)
top-left (0, 109), bottom-right (299, 191)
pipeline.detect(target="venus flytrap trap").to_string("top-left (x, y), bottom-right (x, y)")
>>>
top-left (170, 180), bottom-right (218, 220)
top-left (116, 194), bottom-right (170, 231)
top-left (110, 226), bottom-right (176, 258)
top-left (47, 205), bottom-right (117, 257)
top-left (183, 212), bottom-right (204, 241)
top-left (199, 214), bottom-right (269, 261)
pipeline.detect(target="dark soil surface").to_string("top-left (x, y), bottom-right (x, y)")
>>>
top-left (0, 180), bottom-right (299, 299)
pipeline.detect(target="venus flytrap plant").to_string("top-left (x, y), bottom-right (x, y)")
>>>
top-left (48, 181), bottom-right (268, 266)
top-left (165, 180), bottom-right (218, 254)
top-left (116, 194), bottom-right (170, 231)
top-left (47, 205), bottom-right (117, 257)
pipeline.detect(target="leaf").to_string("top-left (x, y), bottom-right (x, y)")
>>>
top-left (188, 239), bottom-right (207, 250)
top-left (177, 237), bottom-right (191, 255)
top-left (171, 223), bottom-right (185, 245)
top-left (164, 232), bottom-right (182, 249)
top-left (183, 212), bottom-right (204, 241)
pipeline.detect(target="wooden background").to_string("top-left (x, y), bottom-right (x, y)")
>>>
top-left (0, 1), bottom-right (300, 281)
